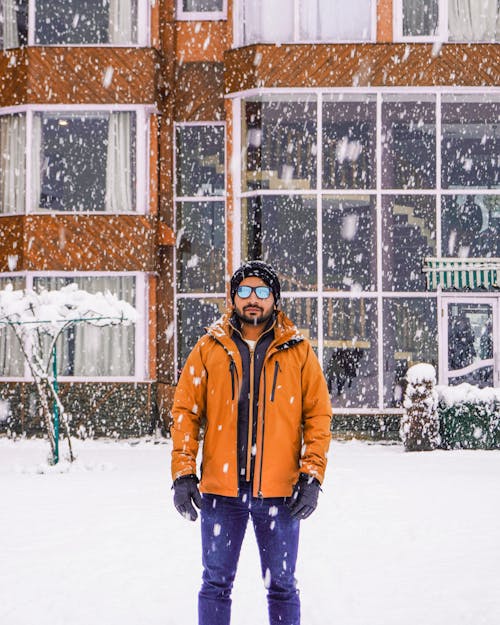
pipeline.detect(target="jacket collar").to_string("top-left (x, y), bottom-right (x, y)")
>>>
top-left (206, 308), bottom-right (304, 354)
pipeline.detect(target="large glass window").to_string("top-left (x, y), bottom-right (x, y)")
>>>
top-left (239, 0), bottom-right (373, 45)
top-left (237, 90), bottom-right (500, 410)
top-left (441, 96), bottom-right (499, 189)
top-left (382, 95), bottom-right (436, 189)
top-left (33, 111), bottom-right (136, 212)
top-left (243, 96), bottom-right (317, 192)
top-left (1, 0), bottom-right (146, 47)
top-left (397, 0), bottom-right (499, 41)
top-left (323, 95), bottom-right (376, 190)
top-left (0, 113), bottom-right (26, 215)
top-left (383, 298), bottom-right (438, 407)
top-left (35, 0), bottom-right (138, 45)
top-left (0, 276), bottom-right (26, 377)
top-left (33, 275), bottom-right (136, 377)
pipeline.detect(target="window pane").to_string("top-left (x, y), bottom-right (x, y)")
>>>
top-left (383, 298), bottom-right (437, 407)
top-left (382, 195), bottom-right (436, 291)
top-left (300, 0), bottom-right (372, 41)
top-left (243, 96), bottom-right (317, 192)
top-left (323, 95), bottom-right (376, 190)
top-left (323, 298), bottom-right (378, 408)
top-left (175, 125), bottom-right (225, 197)
top-left (33, 276), bottom-right (136, 377)
top-left (0, 0), bottom-right (28, 48)
top-left (402, 0), bottom-right (439, 37)
top-left (0, 277), bottom-right (26, 377)
top-left (33, 112), bottom-right (136, 212)
top-left (447, 302), bottom-right (494, 387)
top-left (382, 95), bottom-right (436, 189)
top-left (176, 201), bottom-right (225, 293)
top-left (323, 195), bottom-right (377, 291)
top-left (35, 0), bottom-right (138, 45)
top-left (441, 96), bottom-right (500, 189)
top-left (441, 194), bottom-right (500, 260)
top-left (0, 113), bottom-right (26, 214)
top-left (242, 0), bottom-right (294, 44)
top-left (183, 0), bottom-right (223, 10)
top-left (449, 1), bottom-right (499, 42)
top-left (177, 297), bottom-right (225, 373)
top-left (242, 195), bottom-right (317, 291)
top-left (280, 297), bottom-right (317, 342)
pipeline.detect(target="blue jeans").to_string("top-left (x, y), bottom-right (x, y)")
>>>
top-left (199, 482), bottom-right (300, 625)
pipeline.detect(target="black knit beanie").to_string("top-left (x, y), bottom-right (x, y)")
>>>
top-left (230, 260), bottom-right (281, 304)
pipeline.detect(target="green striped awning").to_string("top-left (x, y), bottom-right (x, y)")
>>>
top-left (423, 258), bottom-right (500, 290)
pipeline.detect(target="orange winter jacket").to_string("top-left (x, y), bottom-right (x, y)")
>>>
top-left (171, 309), bottom-right (332, 498)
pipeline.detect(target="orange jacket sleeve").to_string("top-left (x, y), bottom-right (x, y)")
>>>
top-left (170, 337), bottom-right (208, 481)
top-left (300, 341), bottom-right (333, 484)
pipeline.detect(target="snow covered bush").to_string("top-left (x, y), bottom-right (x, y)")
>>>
top-left (401, 364), bottom-right (440, 451)
top-left (436, 385), bottom-right (500, 450)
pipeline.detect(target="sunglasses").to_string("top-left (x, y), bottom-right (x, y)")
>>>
top-left (236, 285), bottom-right (272, 299)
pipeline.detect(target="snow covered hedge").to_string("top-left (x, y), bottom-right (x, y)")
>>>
top-left (436, 384), bottom-right (500, 450)
top-left (402, 364), bottom-right (500, 451)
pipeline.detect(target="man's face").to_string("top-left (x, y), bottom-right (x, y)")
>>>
top-left (233, 276), bottom-right (275, 326)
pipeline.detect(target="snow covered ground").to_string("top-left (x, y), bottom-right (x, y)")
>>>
top-left (1, 438), bottom-right (499, 625)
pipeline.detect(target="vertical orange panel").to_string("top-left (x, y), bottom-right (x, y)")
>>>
top-left (225, 97), bottom-right (234, 299)
top-left (148, 273), bottom-right (157, 380)
top-left (151, 0), bottom-right (161, 49)
top-left (377, 0), bottom-right (393, 42)
top-left (227, 0), bottom-right (234, 49)
top-left (149, 115), bottom-right (159, 215)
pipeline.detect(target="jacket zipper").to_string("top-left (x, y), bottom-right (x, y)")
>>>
top-left (257, 366), bottom-right (267, 498)
top-left (270, 360), bottom-right (280, 402)
top-left (245, 345), bottom-right (255, 482)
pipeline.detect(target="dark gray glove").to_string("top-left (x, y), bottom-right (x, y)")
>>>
top-left (173, 474), bottom-right (202, 521)
top-left (287, 473), bottom-right (321, 520)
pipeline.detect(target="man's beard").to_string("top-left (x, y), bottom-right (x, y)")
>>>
top-left (235, 305), bottom-right (274, 326)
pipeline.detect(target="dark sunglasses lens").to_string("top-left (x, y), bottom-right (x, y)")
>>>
top-left (237, 286), bottom-right (252, 298)
top-left (255, 286), bottom-right (271, 298)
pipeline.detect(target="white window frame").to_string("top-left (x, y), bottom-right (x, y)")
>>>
top-left (173, 121), bottom-right (227, 379)
top-left (24, 0), bottom-right (151, 47)
top-left (229, 86), bottom-right (500, 414)
top-left (0, 271), bottom-right (149, 382)
top-left (394, 0), bottom-right (446, 43)
top-left (0, 104), bottom-right (156, 216)
top-left (233, 0), bottom-right (376, 47)
top-left (176, 0), bottom-right (228, 21)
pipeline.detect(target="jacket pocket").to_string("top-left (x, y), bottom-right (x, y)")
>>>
top-left (270, 360), bottom-right (280, 402)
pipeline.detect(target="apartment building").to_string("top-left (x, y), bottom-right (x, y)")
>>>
top-left (0, 1), bottom-right (499, 437)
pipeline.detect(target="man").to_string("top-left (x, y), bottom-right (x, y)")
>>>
top-left (171, 261), bottom-right (332, 625)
